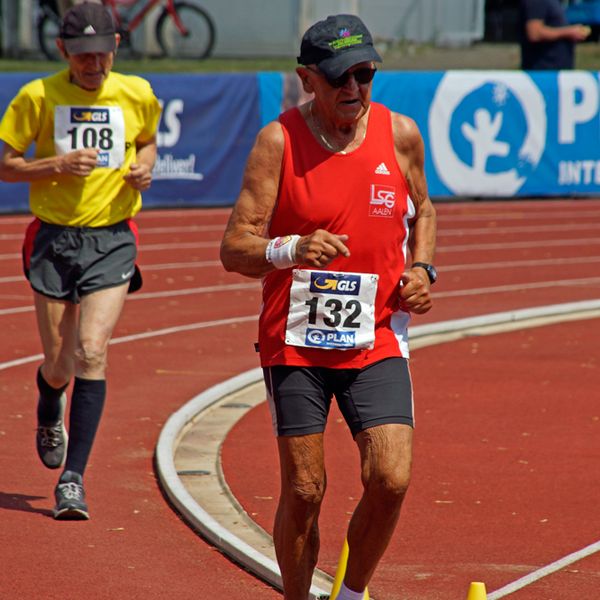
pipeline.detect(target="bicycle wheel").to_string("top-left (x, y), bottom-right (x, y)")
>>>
top-left (156, 2), bottom-right (216, 59)
top-left (37, 11), bottom-right (62, 61)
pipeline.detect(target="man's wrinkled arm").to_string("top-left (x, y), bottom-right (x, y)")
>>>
top-left (220, 121), bottom-right (285, 278)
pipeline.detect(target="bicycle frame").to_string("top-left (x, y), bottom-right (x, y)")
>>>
top-left (103, 0), bottom-right (188, 35)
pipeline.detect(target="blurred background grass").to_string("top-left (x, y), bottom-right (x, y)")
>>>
top-left (1, 41), bottom-right (599, 73)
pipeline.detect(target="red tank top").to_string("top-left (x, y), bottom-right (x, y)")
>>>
top-left (258, 102), bottom-right (413, 368)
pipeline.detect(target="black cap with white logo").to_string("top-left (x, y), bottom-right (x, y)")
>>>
top-left (60, 2), bottom-right (116, 55)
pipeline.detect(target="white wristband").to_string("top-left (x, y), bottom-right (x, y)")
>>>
top-left (265, 235), bottom-right (300, 269)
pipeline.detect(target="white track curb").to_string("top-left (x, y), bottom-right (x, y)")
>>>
top-left (155, 299), bottom-right (600, 599)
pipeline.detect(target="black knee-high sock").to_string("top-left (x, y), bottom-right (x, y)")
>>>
top-left (64, 377), bottom-right (106, 476)
top-left (36, 367), bottom-right (69, 424)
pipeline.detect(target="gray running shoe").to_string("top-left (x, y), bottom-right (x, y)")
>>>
top-left (53, 470), bottom-right (89, 520)
top-left (36, 392), bottom-right (68, 469)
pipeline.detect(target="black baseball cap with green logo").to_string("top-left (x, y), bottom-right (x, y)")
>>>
top-left (297, 14), bottom-right (382, 79)
top-left (60, 2), bottom-right (116, 55)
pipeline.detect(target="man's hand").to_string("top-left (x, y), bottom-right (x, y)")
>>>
top-left (60, 148), bottom-right (99, 177)
top-left (123, 163), bottom-right (153, 191)
top-left (295, 229), bottom-right (351, 267)
top-left (399, 268), bottom-right (432, 314)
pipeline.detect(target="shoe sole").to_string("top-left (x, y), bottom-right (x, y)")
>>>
top-left (53, 506), bottom-right (90, 520)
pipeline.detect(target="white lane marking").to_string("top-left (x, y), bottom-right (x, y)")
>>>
top-left (0, 282), bottom-right (259, 315)
top-left (137, 224), bottom-right (225, 234)
top-left (488, 540), bottom-right (600, 599)
top-left (3, 277), bottom-right (600, 317)
top-left (129, 282), bottom-right (259, 300)
top-left (436, 209), bottom-right (600, 222)
top-left (143, 260), bottom-right (221, 271)
top-left (439, 256), bottom-right (600, 271)
top-left (135, 207), bottom-right (232, 218)
top-left (0, 305), bottom-right (34, 316)
top-left (0, 314), bottom-right (258, 372)
top-left (0, 260), bottom-right (221, 284)
top-left (438, 237), bottom-right (600, 252)
top-left (141, 241), bottom-right (220, 250)
top-left (438, 222), bottom-right (600, 236)
top-left (2, 236), bottom-right (598, 262)
top-left (435, 277), bottom-right (600, 298)
top-left (3, 256), bottom-right (599, 285)
top-left (0, 225), bottom-right (224, 240)
top-left (2, 221), bottom-right (599, 241)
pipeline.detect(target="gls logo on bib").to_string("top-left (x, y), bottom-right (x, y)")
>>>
top-left (429, 72), bottom-right (546, 196)
top-left (310, 272), bottom-right (361, 295)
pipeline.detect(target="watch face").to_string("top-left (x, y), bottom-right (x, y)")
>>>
top-left (427, 265), bottom-right (438, 283)
top-left (413, 262), bottom-right (437, 284)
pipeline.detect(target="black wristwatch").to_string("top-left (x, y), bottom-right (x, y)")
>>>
top-left (412, 262), bottom-right (437, 284)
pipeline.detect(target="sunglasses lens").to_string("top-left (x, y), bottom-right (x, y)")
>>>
top-left (328, 68), bottom-right (376, 87)
top-left (354, 68), bottom-right (377, 84)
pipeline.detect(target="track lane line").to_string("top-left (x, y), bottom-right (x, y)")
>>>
top-left (2, 276), bottom-right (600, 317)
top-left (488, 540), bottom-right (600, 599)
top-left (0, 314), bottom-right (259, 372)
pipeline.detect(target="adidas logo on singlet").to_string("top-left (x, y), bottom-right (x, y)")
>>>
top-left (375, 162), bottom-right (390, 175)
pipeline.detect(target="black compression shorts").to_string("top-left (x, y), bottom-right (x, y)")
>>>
top-left (263, 357), bottom-right (414, 437)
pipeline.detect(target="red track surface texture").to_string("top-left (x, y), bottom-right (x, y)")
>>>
top-left (1, 199), bottom-right (600, 599)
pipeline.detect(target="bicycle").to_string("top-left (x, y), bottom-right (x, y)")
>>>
top-left (37, 0), bottom-right (216, 61)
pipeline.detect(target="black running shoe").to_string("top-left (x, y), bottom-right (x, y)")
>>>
top-left (53, 470), bottom-right (89, 520)
top-left (36, 392), bottom-right (68, 469)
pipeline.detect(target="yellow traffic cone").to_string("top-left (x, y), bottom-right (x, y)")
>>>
top-left (466, 581), bottom-right (487, 600)
top-left (330, 538), bottom-right (370, 600)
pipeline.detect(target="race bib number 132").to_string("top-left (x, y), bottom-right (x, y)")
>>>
top-left (54, 105), bottom-right (125, 168)
top-left (285, 269), bottom-right (378, 350)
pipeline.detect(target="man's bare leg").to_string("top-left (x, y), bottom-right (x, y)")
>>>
top-left (343, 424), bottom-right (413, 592)
top-left (274, 433), bottom-right (326, 600)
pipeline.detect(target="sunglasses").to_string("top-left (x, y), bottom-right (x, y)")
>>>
top-left (308, 67), bottom-right (377, 88)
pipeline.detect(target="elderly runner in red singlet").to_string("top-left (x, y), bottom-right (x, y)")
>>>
top-left (221, 14), bottom-right (437, 600)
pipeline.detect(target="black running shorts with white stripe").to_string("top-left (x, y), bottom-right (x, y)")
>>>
top-left (23, 218), bottom-right (140, 303)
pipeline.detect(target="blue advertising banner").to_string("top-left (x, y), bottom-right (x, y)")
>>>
top-left (0, 72), bottom-right (260, 213)
top-left (260, 70), bottom-right (600, 198)
top-left (148, 73), bottom-right (260, 207)
top-left (2, 70), bottom-right (599, 213)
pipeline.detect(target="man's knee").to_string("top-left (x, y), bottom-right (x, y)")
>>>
top-left (42, 360), bottom-right (73, 388)
top-left (365, 468), bottom-right (411, 505)
top-left (284, 476), bottom-right (327, 510)
top-left (75, 340), bottom-right (108, 372)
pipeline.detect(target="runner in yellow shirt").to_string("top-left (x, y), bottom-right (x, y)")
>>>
top-left (0, 2), bottom-right (161, 520)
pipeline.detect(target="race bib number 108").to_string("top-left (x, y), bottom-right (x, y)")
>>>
top-left (54, 105), bottom-right (125, 168)
top-left (285, 269), bottom-right (378, 350)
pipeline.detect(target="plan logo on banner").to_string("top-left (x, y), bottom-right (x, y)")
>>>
top-left (429, 72), bottom-right (546, 196)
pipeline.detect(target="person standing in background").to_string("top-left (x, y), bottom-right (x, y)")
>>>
top-left (0, 2), bottom-right (161, 520)
top-left (520, 0), bottom-right (590, 69)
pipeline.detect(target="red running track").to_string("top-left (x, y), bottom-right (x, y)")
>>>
top-left (1, 199), bottom-right (599, 599)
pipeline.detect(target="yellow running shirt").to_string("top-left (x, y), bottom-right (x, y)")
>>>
top-left (0, 69), bottom-right (161, 226)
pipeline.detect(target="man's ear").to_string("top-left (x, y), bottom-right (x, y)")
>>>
top-left (296, 67), bottom-right (315, 94)
top-left (114, 33), bottom-right (121, 50)
top-left (55, 38), bottom-right (68, 59)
